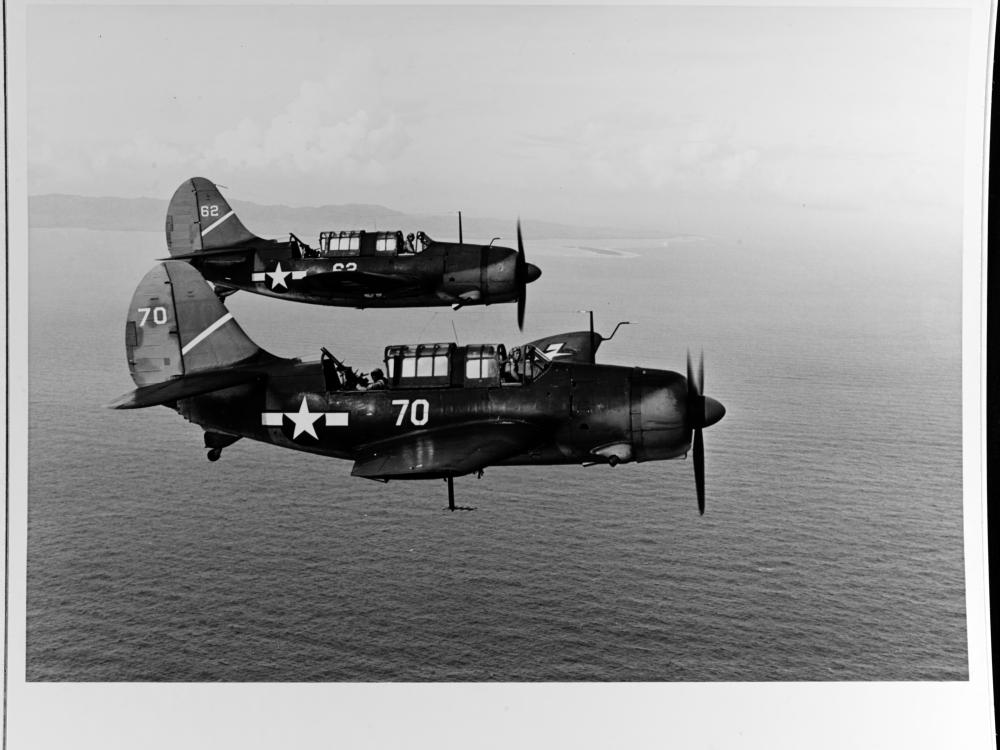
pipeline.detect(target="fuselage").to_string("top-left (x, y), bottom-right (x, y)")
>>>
top-left (176, 360), bottom-right (696, 470)
top-left (190, 238), bottom-right (536, 308)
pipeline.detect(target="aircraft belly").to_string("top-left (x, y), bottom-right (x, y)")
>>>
top-left (494, 447), bottom-right (571, 466)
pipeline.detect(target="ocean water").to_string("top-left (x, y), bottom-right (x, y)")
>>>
top-left (26, 227), bottom-right (967, 681)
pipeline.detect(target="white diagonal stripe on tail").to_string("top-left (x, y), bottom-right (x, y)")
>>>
top-left (201, 210), bottom-right (235, 237)
top-left (181, 312), bottom-right (234, 355)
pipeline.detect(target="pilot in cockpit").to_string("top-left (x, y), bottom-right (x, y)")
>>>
top-left (368, 368), bottom-right (387, 390)
top-left (503, 346), bottom-right (523, 383)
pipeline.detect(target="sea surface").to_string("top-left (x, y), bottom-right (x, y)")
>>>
top-left (25, 227), bottom-right (967, 681)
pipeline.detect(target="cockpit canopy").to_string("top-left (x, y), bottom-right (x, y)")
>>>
top-left (316, 230), bottom-right (432, 258)
top-left (384, 341), bottom-right (541, 389)
top-left (385, 343), bottom-right (454, 387)
top-left (463, 344), bottom-right (504, 384)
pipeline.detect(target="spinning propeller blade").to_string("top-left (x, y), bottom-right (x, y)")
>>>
top-left (687, 349), bottom-right (719, 516)
top-left (694, 429), bottom-right (705, 515)
top-left (516, 220), bottom-right (527, 331)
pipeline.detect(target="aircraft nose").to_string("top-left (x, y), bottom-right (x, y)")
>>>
top-left (525, 263), bottom-right (542, 283)
top-left (704, 396), bottom-right (726, 427)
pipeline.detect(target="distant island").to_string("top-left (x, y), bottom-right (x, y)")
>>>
top-left (28, 193), bottom-right (665, 241)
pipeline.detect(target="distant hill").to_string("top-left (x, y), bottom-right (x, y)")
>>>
top-left (28, 194), bottom-right (664, 241)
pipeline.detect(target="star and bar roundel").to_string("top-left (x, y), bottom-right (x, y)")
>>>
top-left (251, 261), bottom-right (307, 292)
top-left (262, 395), bottom-right (349, 441)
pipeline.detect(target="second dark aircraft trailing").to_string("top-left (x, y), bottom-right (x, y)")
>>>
top-left (164, 177), bottom-right (542, 329)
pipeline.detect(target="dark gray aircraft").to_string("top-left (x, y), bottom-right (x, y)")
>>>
top-left (111, 262), bottom-right (726, 512)
top-left (165, 177), bottom-right (542, 328)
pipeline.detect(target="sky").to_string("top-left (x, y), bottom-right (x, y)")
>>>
top-left (26, 5), bottom-right (973, 239)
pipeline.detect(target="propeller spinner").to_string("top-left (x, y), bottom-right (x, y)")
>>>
top-left (686, 351), bottom-right (726, 515)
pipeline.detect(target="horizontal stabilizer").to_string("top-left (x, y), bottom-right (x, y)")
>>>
top-left (158, 245), bottom-right (255, 262)
top-left (108, 369), bottom-right (263, 409)
top-left (351, 420), bottom-right (540, 479)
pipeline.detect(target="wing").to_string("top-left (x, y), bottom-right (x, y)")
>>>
top-left (351, 420), bottom-right (541, 480)
top-left (297, 270), bottom-right (429, 296)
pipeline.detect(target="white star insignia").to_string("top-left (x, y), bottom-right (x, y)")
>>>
top-left (261, 397), bottom-right (349, 441)
top-left (286, 395), bottom-right (322, 439)
top-left (267, 262), bottom-right (291, 290)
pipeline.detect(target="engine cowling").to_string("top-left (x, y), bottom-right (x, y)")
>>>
top-left (629, 368), bottom-right (689, 462)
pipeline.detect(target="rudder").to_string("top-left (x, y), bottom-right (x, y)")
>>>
top-left (125, 261), bottom-right (264, 387)
top-left (164, 177), bottom-right (260, 255)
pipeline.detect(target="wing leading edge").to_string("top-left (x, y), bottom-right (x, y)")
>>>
top-left (296, 269), bottom-right (429, 296)
top-left (351, 420), bottom-right (541, 480)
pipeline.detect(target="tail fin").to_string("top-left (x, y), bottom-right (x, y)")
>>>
top-left (165, 177), bottom-right (261, 256)
top-left (113, 261), bottom-right (272, 407)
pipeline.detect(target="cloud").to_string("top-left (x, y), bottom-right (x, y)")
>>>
top-left (107, 133), bottom-right (188, 171)
top-left (570, 119), bottom-right (760, 193)
top-left (751, 147), bottom-right (961, 214)
top-left (561, 113), bottom-right (958, 220)
top-left (205, 77), bottom-right (410, 181)
top-left (28, 74), bottom-right (412, 197)
top-left (29, 132), bottom-right (191, 196)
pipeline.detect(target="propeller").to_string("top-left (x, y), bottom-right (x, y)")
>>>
top-left (686, 350), bottom-right (720, 515)
top-left (515, 220), bottom-right (527, 330)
